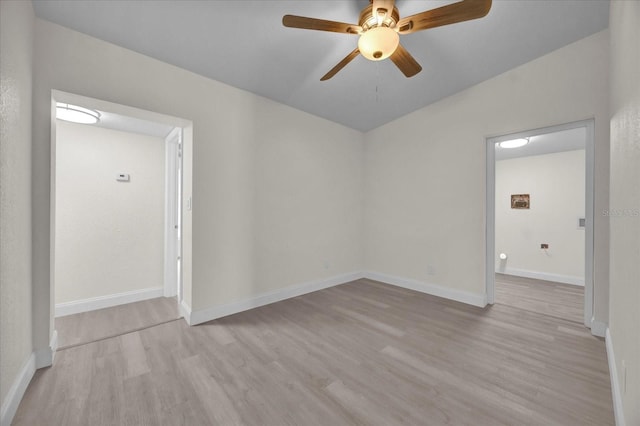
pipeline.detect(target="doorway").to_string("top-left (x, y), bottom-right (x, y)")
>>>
top-left (486, 120), bottom-right (594, 329)
top-left (51, 91), bottom-right (192, 349)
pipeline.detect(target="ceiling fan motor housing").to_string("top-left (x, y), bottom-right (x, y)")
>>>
top-left (359, 4), bottom-right (400, 31)
top-left (357, 4), bottom-right (401, 61)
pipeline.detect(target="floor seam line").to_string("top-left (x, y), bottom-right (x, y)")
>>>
top-left (57, 317), bottom-right (182, 351)
top-left (494, 302), bottom-right (585, 326)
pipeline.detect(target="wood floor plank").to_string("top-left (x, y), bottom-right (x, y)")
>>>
top-left (14, 279), bottom-right (613, 425)
top-left (120, 332), bottom-right (151, 379)
top-left (55, 296), bottom-right (180, 349)
top-left (496, 273), bottom-right (584, 323)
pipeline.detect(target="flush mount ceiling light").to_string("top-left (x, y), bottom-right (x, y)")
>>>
top-left (56, 102), bottom-right (100, 124)
top-left (498, 138), bottom-right (529, 149)
top-left (282, 0), bottom-right (492, 81)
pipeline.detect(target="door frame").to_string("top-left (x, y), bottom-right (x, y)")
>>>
top-left (164, 127), bottom-right (182, 300)
top-left (50, 90), bottom-right (193, 331)
top-left (485, 119), bottom-right (595, 329)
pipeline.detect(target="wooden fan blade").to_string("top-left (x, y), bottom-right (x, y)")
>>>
top-left (396, 0), bottom-right (492, 34)
top-left (390, 44), bottom-right (422, 78)
top-left (283, 15), bottom-right (362, 34)
top-left (321, 48), bottom-right (360, 81)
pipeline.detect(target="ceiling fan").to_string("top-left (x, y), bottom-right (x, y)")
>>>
top-left (283, 0), bottom-right (492, 81)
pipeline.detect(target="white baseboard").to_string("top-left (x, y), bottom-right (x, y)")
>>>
top-left (605, 328), bottom-right (626, 426)
top-left (364, 271), bottom-right (487, 308)
top-left (187, 271), bottom-right (363, 326)
top-left (55, 287), bottom-right (164, 317)
top-left (185, 270), bottom-right (488, 326)
top-left (179, 299), bottom-right (192, 326)
top-left (590, 319), bottom-right (607, 338)
top-left (0, 353), bottom-right (35, 426)
top-left (51, 329), bottom-right (59, 354)
top-left (164, 286), bottom-right (177, 298)
top-left (35, 329), bottom-right (58, 369)
top-left (497, 267), bottom-right (584, 286)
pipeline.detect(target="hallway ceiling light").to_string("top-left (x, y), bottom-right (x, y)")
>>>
top-left (56, 102), bottom-right (101, 124)
top-left (498, 138), bottom-right (529, 149)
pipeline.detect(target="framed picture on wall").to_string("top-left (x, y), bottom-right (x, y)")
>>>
top-left (511, 194), bottom-right (530, 209)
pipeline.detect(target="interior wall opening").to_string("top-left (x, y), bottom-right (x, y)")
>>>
top-left (486, 120), bottom-right (595, 330)
top-left (50, 91), bottom-right (192, 350)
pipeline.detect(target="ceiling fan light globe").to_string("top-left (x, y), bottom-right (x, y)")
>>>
top-left (358, 27), bottom-right (399, 61)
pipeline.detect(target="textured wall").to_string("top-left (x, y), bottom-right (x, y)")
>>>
top-left (0, 0), bottom-right (34, 411)
top-left (609, 1), bottom-right (640, 424)
top-left (32, 19), bottom-right (364, 353)
top-left (496, 150), bottom-right (585, 282)
top-left (55, 121), bottom-right (165, 304)
top-left (364, 31), bottom-right (609, 323)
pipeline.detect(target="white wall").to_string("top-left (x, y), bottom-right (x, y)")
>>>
top-left (609, 1), bottom-right (640, 424)
top-left (495, 150), bottom-right (585, 285)
top-left (364, 31), bottom-right (609, 319)
top-left (32, 19), bottom-right (364, 349)
top-left (0, 0), bottom-right (34, 422)
top-left (54, 120), bottom-right (165, 305)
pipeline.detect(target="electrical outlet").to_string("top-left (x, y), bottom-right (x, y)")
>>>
top-left (541, 243), bottom-right (549, 249)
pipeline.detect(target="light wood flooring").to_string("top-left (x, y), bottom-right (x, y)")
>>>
top-left (496, 273), bottom-right (584, 324)
top-left (15, 279), bottom-right (613, 425)
top-left (55, 296), bottom-right (180, 349)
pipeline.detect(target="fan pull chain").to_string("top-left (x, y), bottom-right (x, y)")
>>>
top-left (375, 62), bottom-right (380, 103)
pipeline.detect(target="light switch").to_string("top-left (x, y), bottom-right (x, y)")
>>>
top-left (116, 173), bottom-right (130, 182)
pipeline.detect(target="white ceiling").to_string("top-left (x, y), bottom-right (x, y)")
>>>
top-left (33, 0), bottom-right (609, 132)
top-left (91, 109), bottom-right (175, 139)
top-left (56, 107), bottom-right (174, 138)
top-left (495, 127), bottom-right (586, 161)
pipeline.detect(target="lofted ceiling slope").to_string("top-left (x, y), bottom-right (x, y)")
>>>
top-left (33, 0), bottom-right (609, 132)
